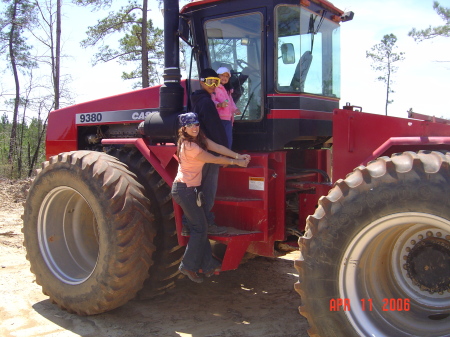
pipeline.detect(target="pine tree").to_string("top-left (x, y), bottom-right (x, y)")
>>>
top-left (366, 34), bottom-right (405, 116)
top-left (409, 1), bottom-right (450, 42)
top-left (77, 0), bottom-right (163, 88)
top-left (0, 0), bottom-right (38, 170)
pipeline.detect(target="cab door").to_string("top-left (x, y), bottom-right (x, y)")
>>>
top-left (204, 11), bottom-right (265, 123)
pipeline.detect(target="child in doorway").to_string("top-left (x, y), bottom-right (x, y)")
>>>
top-left (211, 67), bottom-right (242, 148)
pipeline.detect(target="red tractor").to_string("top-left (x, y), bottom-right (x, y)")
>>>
top-left (23, 0), bottom-right (450, 336)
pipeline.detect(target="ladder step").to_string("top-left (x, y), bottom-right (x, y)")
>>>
top-left (209, 228), bottom-right (264, 242)
top-left (215, 196), bottom-right (263, 208)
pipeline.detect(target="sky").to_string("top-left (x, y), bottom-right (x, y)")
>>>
top-left (338, 0), bottom-right (450, 119)
top-left (1, 0), bottom-right (449, 120)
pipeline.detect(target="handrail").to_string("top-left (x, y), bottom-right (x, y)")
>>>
top-left (363, 136), bottom-right (450, 166)
top-left (408, 112), bottom-right (450, 125)
top-left (101, 138), bottom-right (176, 186)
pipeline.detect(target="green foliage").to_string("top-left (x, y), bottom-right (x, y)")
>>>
top-left (0, 113), bottom-right (11, 168)
top-left (409, 1), bottom-right (450, 42)
top-left (81, 2), bottom-right (139, 47)
top-left (1, 0), bottom-right (39, 169)
top-left (72, 0), bottom-right (112, 10)
top-left (96, 19), bottom-right (163, 88)
top-left (366, 34), bottom-right (405, 115)
top-left (80, 0), bottom-right (163, 87)
top-left (0, 0), bottom-right (38, 70)
top-left (0, 113), bottom-right (46, 178)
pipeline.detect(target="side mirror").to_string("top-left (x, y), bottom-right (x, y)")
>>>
top-left (179, 16), bottom-right (191, 44)
top-left (281, 43), bottom-right (295, 64)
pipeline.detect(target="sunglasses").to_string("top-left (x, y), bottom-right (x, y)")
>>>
top-left (185, 122), bottom-right (200, 128)
top-left (201, 77), bottom-right (220, 87)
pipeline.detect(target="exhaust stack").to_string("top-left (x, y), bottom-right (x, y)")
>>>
top-left (159, 0), bottom-right (184, 116)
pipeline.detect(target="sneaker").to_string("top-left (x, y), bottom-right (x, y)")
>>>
top-left (179, 266), bottom-right (204, 283)
top-left (207, 224), bottom-right (227, 235)
top-left (204, 267), bottom-right (221, 277)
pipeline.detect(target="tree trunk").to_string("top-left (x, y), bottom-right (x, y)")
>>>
top-left (54, 0), bottom-right (61, 110)
top-left (384, 82), bottom-right (389, 116)
top-left (18, 112), bottom-right (25, 177)
top-left (28, 116), bottom-right (48, 177)
top-left (8, 0), bottom-right (20, 167)
top-left (384, 55), bottom-right (391, 116)
top-left (141, 0), bottom-right (149, 88)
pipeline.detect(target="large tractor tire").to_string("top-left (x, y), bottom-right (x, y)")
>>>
top-left (106, 147), bottom-right (184, 297)
top-left (295, 151), bottom-right (450, 337)
top-left (22, 151), bottom-right (155, 315)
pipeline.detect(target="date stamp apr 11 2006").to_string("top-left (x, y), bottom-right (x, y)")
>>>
top-left (330, 298), bottom-right (411, 312)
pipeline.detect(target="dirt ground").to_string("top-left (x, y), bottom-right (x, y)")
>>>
top-left (0, 178), bottom-right (310, 337)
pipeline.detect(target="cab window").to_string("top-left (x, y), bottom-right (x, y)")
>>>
top-left (205, 12), bottom-right (263, 121)
top-left (276, 5), bottom-right (341, 98)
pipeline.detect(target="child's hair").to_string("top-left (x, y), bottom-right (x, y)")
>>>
top-left (217, 67), bottom-right (233, 94)
top-left (223, 80), bottom-right (232, 93)
top-left (176, 127), bottom-right (208, 163)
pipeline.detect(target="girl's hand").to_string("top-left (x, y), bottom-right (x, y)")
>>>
top-left (236, 158), bottom-right (249, 167)
top-left (234, 109), bottom-right (242, 116)
top-left (237, 154), bottom-right (251, 161)
top-left (235, 155), bottom-right (250, 167)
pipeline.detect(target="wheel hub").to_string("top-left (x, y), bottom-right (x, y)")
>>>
top-left (405, 234), bottom-right (450, 294)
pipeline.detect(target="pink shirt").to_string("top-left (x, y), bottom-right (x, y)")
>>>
top-left (211, 85), bottom-right (238, 122)
top-left (174, 142), bottom-right (205, 187)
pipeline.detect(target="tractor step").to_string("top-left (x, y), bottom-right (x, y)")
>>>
top-left (208, 227), bottom-right (264, 241)
top-left (180, 228), bottom-right (263, 271)
top-left (210, 229), bottom-right (264, 271)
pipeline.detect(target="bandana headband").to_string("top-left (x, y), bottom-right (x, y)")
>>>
top-left (179, 112), bottom-right (199, 127)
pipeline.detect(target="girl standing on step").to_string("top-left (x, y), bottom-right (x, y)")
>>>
top-left (171, 112), bottom-right (250, 283)
top-left (211, 67), bottom-right (242, 148)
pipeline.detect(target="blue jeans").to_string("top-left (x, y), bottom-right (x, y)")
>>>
top-left (171, 182), bottom-right (220, 273)
top-left (221, 119), bottom-right (233, 149)
top-left (182, 163), bottom-right (219, 227)
top-left (201, 163), bottom-right (220, 224)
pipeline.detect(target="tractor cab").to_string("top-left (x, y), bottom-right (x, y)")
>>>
top-left (180, 0), bottom-right (351, 151)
